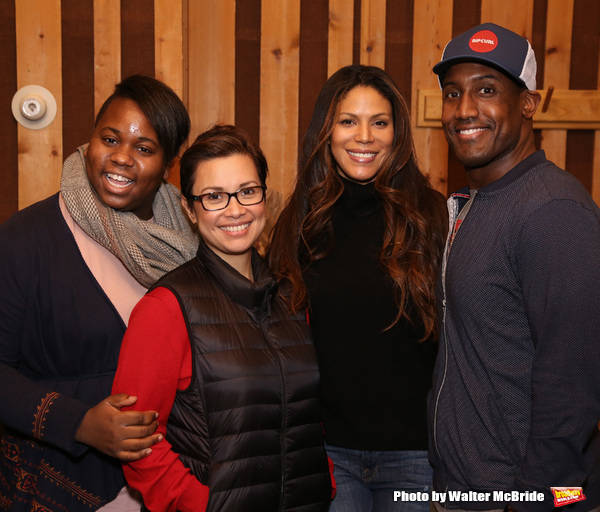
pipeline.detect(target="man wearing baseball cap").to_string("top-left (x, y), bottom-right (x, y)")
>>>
top-left (428, 23), bottom-right (600, 512)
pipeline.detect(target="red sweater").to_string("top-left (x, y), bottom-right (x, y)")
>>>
top-left (112, 287), bottom-right (209, 512)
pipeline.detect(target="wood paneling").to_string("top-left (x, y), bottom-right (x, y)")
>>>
top-left (188, 0), bottom-right (235, 139)
top-left (15, 0), bottom-right (63, 210)
top-left (62, 0), bottom-right (94, 157)
top-left (235, 0), bottom-right (261, 144)
top-left (541, 0), bottom-right (574, 168)
top-left (299, 0), bottom-right (329, 156)
top-left (93, 0), bottom-right (120, 114)
top-left (328, 0), bottom-right (355, 76)
top-left (360, 0), bottom-right (386, 68)
top-left (155, 0), bottom-right (184, 99)
top-left (260, 0), bottom-right (301, 197)
top-left (2, 0), bottom-right (600, 222)
top-left (411, 0), bottom-right (452, 194)
top-left (0, 1), bottom-right (18, 223)
top-left (121, 0), bottom-right (155, 78)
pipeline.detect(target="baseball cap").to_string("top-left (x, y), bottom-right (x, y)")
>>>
top-left (433, 23), bottom-right (537, 90)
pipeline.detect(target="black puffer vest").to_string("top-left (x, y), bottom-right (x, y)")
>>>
top-left (151, 240), bottom-right (331, 512)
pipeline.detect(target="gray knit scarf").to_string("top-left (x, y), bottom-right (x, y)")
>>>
top-left (61, 145), bottom-right (198, 287)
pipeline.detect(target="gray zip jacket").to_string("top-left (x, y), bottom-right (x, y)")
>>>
top-left (428, 151), bottom-right (600, 511)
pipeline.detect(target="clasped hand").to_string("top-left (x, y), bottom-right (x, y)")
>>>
top-left (75, 393), bottom-right (162, 462)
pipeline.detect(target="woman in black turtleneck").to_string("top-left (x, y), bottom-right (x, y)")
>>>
top-left (269, 65), bottom-right (448, 512)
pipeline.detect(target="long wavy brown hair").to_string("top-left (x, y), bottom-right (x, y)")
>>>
top-left (268, 65), bottom-right (448, 340)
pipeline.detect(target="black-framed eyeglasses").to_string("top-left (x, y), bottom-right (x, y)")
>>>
top-left (190, 186), bottom-right (266, 211)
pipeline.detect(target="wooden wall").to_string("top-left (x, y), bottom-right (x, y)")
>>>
top-left (1, 0), bottom-right (599, 225)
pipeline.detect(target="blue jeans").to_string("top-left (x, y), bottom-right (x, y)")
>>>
top-left (327, 443), bottom-right (432, 512)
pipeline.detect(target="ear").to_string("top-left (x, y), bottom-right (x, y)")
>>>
top-left (522, 90), bottom-right (541, 120)
top-left (180, 194), bottom-right (197, 225)
top-left (163, 158), bottom-right (177, 181)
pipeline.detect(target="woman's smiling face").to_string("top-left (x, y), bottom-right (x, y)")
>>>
top-left (330, 85), bottom-right (394, 183)
top-left (84, 97), bottom-right (167, 220)
top-left (184, 153), bottom-right (266, 271)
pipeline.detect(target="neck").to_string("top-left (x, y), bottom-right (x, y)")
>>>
top-left (223, 252), bottom-right (254, 281)
top-left (466, 132), bottom-right (536, 190)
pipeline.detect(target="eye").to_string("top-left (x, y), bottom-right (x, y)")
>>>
top-left (102, 136), bottom-right (118, 145)
top-left (339, 118), bottom-right (355, 125)
top-left (239, 187), bottom-right (257, 197)
top-left (443, 90), bottom-right (460, 100)
top-left (205, 192), bottom-right (224, 202)
top-left (374, 120), bottom-right (388, 127)
top-left (136, 146), bottom-right (153, 154)
top-left (479, 86), bottom-right (494, 94)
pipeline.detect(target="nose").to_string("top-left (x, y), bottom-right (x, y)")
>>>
top-left (455, 92), bottom-right (478, 120)
top-left (224, 194), bottom-right (246, 217)
top-left (111, 145), bottom-right (134, 167)
top-left (354, 124), bottom-right (374, 144)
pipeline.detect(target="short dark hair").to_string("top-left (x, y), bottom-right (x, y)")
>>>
top-left (179, 124), bottom-right (268, 207)
top-left (95, 75), bottom-right (191, 166)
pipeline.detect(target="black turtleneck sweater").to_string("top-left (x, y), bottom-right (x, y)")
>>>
top-left (303, 177), bottom-right (436, 451)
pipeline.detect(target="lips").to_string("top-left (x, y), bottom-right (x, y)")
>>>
top-left (457, 127), bottom-right (486, 135)
top-left (346, 150), bottom-right (377, 163)
top-left (220, 222), bottom-right (250, 233)
top-left (105, 172), bottom-right (134, 188)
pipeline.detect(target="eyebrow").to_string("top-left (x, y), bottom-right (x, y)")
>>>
top-left (101, 126), bottom-right (159, 146)
top-left (198, 180), bottom-right (260, 194)
top-left (338, 111), bottom-right (392, 118)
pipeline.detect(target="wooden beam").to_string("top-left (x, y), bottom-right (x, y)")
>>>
top-left (417, 88), bottom-right (600, 130)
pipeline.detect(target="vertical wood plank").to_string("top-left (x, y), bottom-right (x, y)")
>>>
top-left (328, 0), bottom-right (355, 76)
top-left (121, 0), bottom-right (155, 78)
top-left (541, 0), bottom-right (574, 168)
top-left (593, 57), bottom-right (600, 205)
top-left (93, 0), bottom-right (121, 115)
top-left (384, 0), bottom-right (414, 104)
top-left (260, 0), bottom-right (301, 198)
top-left (15, 0), bottom-right (62, 209)
top-left (0, 1), bottom-right (18, 222)
top-left (480, 0), bottom-right (534, 36)
top-left (187, 0), bottom-right (235, 138)
top-left (412, 0), bottom-right (453, 194)
top-left (235, 0), bottom-right (261, 144)
top-left (155, 0), bottom-right (184, 99)
top-left (62, 0), bottom-right (94, 156)
top-left (299, 0), bottom-right (329, 154)
top-left (565, 0), bottom-right (599, 192)
top-left (360, 0), bottom-right (386, 67)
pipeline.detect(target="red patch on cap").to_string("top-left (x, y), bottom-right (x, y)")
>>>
top-left (469, 30), bottom-right (498, 53)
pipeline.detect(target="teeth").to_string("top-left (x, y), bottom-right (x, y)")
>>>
top-left (106, 173), bottom-right (133, 185)
top-left (348, 151), bottom-right (376, 158)
top-left (458, 128), bottom-right (486, 135)
top-left (220, 223), bottom-right (250, 232)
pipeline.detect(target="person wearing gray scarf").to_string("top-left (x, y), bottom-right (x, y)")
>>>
top-left (0, 75), bottom-right (198, 512)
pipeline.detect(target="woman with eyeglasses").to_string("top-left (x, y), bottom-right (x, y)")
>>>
top-left (112, 125), bottom-right (333, 512)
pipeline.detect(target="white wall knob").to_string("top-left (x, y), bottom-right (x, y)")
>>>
top-left (12, 85), bottom-right (57, 129)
